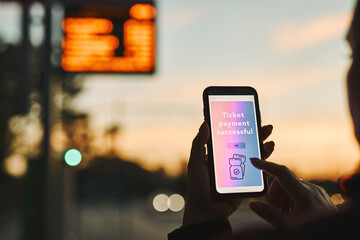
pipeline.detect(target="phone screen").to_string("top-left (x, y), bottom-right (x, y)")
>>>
top-left (208, 94), bottom-right (264, 194)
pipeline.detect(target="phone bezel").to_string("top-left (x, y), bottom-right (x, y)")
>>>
top-left (203, 86), bottom-right (267, 197)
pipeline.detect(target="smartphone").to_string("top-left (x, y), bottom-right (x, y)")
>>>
top-left (203, 86), bottom-right (266, 196)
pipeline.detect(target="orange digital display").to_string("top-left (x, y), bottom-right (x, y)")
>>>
top-left (61, 4), bottom-right (156, 73)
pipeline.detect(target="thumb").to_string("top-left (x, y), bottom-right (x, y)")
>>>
top-left (249, 201), bottom-right (288, 228)
top-left (189, 121), bottom-right (209, 162)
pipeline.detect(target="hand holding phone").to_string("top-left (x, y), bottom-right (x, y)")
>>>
top-left (183, 120), bottom-right (274, 226)
top-left (183, 87), bottom-right (272, 225)
top-left (203, 86), bottom-right (267, 196)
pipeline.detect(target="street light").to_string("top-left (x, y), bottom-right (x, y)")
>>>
top-left (64, 148), bottom-right (82, 166)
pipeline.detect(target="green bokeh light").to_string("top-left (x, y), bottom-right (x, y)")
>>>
top-left (64, 149), bottom-right (82, 166)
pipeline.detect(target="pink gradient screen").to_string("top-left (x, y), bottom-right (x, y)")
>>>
top-left (209, 95), bottom-right (263, 191)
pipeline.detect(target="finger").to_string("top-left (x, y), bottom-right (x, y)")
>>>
top-left (250, 158), bottom-right (305, 201)
top-left (300, 181), bottom-right (337, 212)
top-left (268, 179), bottom-right (293, 214)
top-left (249, 201), bottom-right (289, 228)
top-left (189, 121), bottom-right (210, 165)
top-left (261, 125), bottom-right (273, 141)
top-left (263, 141), bottom-right (275, 159)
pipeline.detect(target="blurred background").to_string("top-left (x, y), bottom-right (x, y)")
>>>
top-left (0, 0), bottom-right (359, 239)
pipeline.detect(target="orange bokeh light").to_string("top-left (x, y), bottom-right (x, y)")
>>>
top-left (61, 5), bottom-right (156, 73)
top-left (129, 4), bottom-right (157, 20)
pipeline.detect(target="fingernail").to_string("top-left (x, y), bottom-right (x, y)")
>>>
top-left (250, 158), bottom-right (260, 165)
top-left (250, 158), bottom-right (264, 168)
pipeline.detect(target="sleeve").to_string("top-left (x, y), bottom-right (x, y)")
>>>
top-left (168, 220), bottom-right (233, 240)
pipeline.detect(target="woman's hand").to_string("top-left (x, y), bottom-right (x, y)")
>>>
top-left (249, 158), bottom-right (337, 228)
top-left (183, 122), bottom-right (275, 226)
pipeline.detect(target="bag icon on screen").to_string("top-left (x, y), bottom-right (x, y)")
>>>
top-left (229, 154), bottom-right (246, 180)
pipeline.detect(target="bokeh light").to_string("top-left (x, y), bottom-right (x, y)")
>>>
top-left (168, 194), bottom-right (185, 212)
top-left (4, 154), bottom-right (28, 178)
top-left (152, 194), bottom-right (169, 212)
top-left (152, 193), bottom-right (185, 212)
top-left (64, 149), bottom-right (82, 166)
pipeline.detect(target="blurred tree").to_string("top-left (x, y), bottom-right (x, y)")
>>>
top-left (105, 124), bottom-right (121, 156)
top-left (51, 73), bottom-right (92, 160)
top-left (76, 156), bottom-right (187, 202)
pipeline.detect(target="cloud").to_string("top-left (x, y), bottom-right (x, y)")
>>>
top-left (251, 64), bottom-right (345, 100)
top-left (271, 12), bottom-right (353, 53)
top-left (159, 9), bottom-right (205, 30)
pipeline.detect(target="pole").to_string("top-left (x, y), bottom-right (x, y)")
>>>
top-left (41, 0), bottom-right (52, 239)
top-left (20, 3), bottom-right (30, 114)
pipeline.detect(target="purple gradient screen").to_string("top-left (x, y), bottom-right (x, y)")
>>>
top-left (209, 98), bottom-right (262, 189)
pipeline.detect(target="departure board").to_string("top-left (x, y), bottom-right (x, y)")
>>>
top-left (61, 3), bottom-right (156, 73)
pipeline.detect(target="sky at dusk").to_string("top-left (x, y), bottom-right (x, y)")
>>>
top-left (1, 0), bottom-right (359, 180)
top-left (73, 0), bottom-right (360, 180)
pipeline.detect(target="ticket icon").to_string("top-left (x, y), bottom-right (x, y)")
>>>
top-left (229, 154), bottom-right (246, 180)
